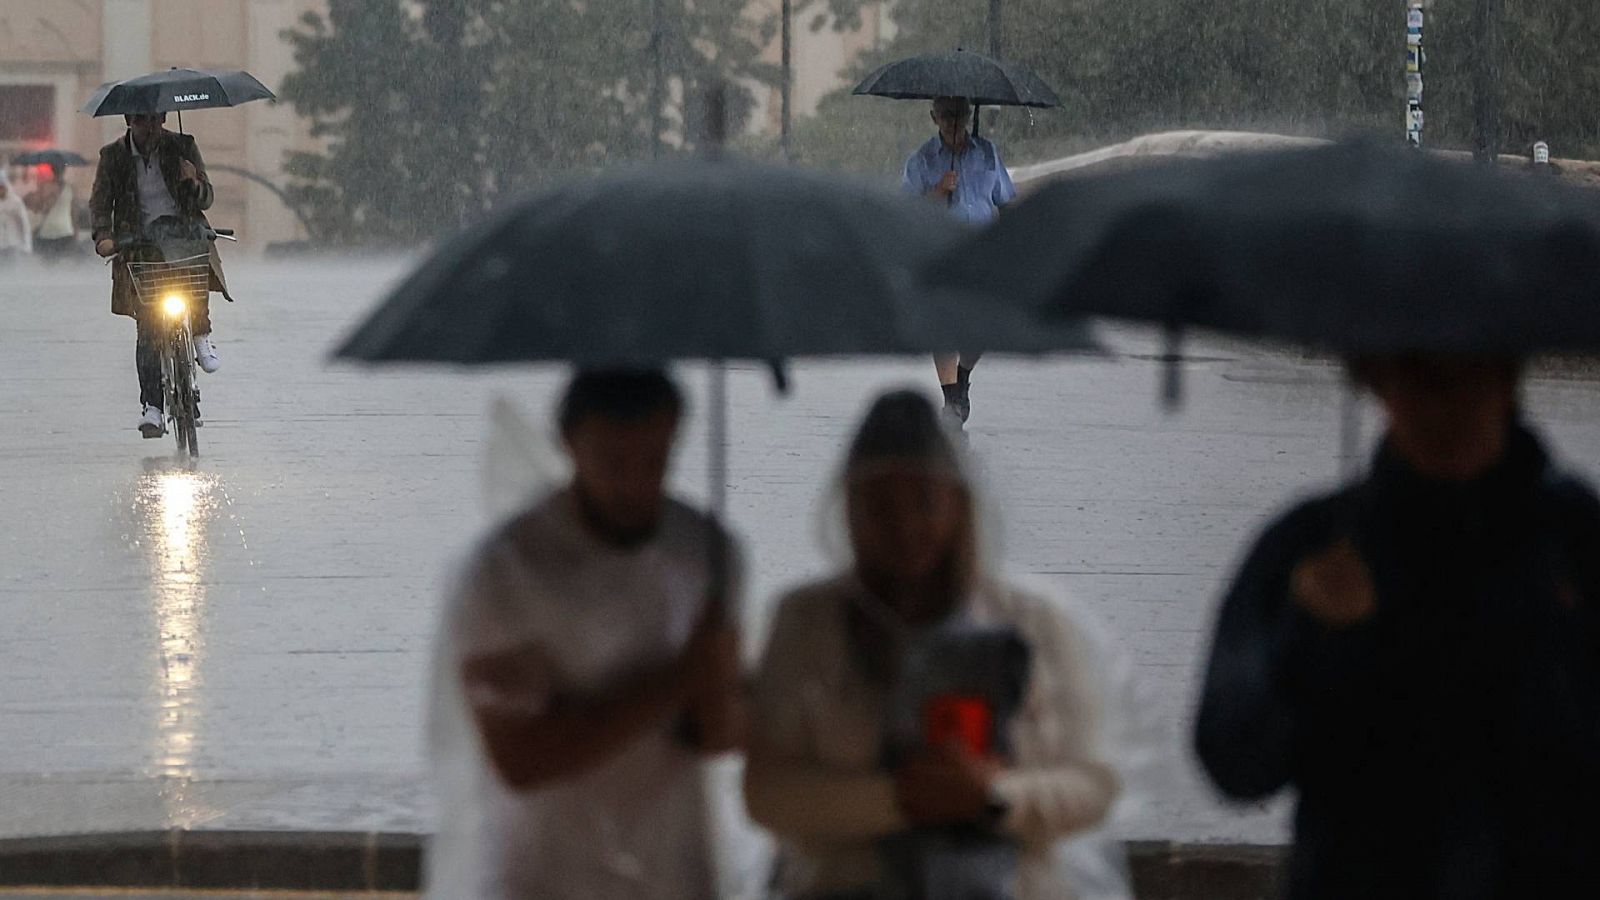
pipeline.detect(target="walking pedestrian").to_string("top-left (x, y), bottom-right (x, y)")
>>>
top-left (746, 390), bottom-right (1122, 899)
top-left (28, 164), bottom-right (80, 260)
top-left (1195, 354), bottom-right (1600, 899)
top-left (902, 97), bottom-right (1016, 427)
top-left (426, 368), bottom-right (754, 900)
top-left (0, 171), bottom-right (34, 262)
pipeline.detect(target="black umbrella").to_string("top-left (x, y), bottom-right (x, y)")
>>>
top-left (932, 141), bottom-right (1600, 356)
top-left (853, 48), bottom-right (1060, 139)
top-left (336, 158), bottom-right (1095, 365)
top-left (81, 68), bottom-right (275, 119)
top-left (854, 49), bottom-right (1061, 110)
top-left (11, 149), bottom-right (90, 168)
top-left (336, 156), bottom-right (1098, 608)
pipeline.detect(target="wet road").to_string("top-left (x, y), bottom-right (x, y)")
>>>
top-left (4, 257), bottom-right (1600, 846)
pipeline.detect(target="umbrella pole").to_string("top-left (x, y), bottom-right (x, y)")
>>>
top-left (177, 110), bottom-right (183, 135)
top-left (707, 360), bottom-right (729, 617)
top-left (1161, 323), bottom-right (1184, 410)
top-left (1338, 379), bottom-right (1362, 479)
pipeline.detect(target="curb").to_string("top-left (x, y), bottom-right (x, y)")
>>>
top-left (1127, 841), bottom-right (1286, 900)
top-left (0, 832), bottom-right (1283, 898)
top-left (0, 831), bottom-right (420, 892)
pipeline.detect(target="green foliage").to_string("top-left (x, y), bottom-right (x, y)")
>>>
top-left (280, 0), bottom-right (1600, 241)
top-left (278, 0), bottom-right (772, 243)
top-left (801, 0), bottom-right (1600, 173)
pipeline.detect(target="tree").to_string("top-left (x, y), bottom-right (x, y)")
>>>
top-left (793, 0), bottom-right (1600, 175)
top-left (278, 0), bottom-right (773, 244)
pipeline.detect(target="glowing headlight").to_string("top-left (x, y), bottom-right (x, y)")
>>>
top-left (162, 293), bottom-right (187, 318)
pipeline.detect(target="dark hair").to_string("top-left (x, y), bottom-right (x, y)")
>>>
top-left (558, 368), bottom-right (684, 433)
top-left (846, 389), bottom-right (961, 475)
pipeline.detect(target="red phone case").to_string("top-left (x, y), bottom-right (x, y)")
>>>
top-left (925, 693), bottom-right (993, 756)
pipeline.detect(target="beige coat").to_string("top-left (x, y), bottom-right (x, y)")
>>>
top-left (745, 576), bottom-right (1119, 899)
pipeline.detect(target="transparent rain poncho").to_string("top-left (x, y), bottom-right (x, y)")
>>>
top-left (745, 391), bottom-right (1160, 900)
top-left (428, 393), bottom-right (1155, 899)
top-left (423, 396), bottom-right (771, 899)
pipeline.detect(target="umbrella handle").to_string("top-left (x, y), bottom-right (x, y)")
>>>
top-left (947, 151), bottom-right (956, 209)
top-left (706, 360), bottom-right (730, 619)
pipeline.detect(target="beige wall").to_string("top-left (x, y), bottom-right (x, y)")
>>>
top-left (0, 0), bottom-right (324, 248)
top-left (749, 0), bottom-right (893, 137)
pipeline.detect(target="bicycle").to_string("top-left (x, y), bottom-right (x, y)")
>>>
top-left (119, 220), bottom-right (234, 458)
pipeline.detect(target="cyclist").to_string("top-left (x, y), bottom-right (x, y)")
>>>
top-left (90, 112), bottom-right (231, 437)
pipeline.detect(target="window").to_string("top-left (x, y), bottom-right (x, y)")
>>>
top-left (0, 85), bottom-right (56, 143)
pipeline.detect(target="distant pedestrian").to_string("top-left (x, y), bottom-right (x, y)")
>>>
top-left (0, 171), bottom-right (34, 261)
top-left (1196, 355), bottom-right (1600, 899)
top-left (427, 368), bottom-right (755, 900)
top-left (746, 390), bottom-right (1122, 899)
top-left (902, 97), bottom-right (1017, 428)
top-left (28, 164), bottom-right (80, 260)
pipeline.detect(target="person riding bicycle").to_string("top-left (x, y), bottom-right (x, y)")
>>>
top-left (90, 112), bottom-right (231, 437)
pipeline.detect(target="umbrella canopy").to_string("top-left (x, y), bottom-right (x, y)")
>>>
top-left (335, 157), bottom-right (1098, 366)
top-left (81, 68), bottom-right (275, 117)
top-left (931, 141), bottom-right (1600, 355)
top-left (853, 49), bottom-right (1061, 109)
top-left (11, 149), bottom-right (90, 168)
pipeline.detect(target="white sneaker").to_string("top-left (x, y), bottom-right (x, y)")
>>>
top-left (194, 334), bottom-right (220, 374)
top-left (138, 404), bottom-right (164, 438)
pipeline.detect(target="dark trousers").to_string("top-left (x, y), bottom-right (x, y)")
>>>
top-left (135, 298), bottom-right (211, 410)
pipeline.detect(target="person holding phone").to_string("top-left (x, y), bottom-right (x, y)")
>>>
top-left (744, 390), bottom-right (1119, 899)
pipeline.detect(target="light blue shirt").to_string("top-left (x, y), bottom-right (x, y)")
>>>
top-left (901, 133), bottom-right (1016, 225)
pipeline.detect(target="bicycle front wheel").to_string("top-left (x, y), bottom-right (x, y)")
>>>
top-left (168, 340), bottom-right (199, 458)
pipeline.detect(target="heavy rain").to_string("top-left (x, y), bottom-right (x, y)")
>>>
top-left (2, 1), bottom-right (1600, 898)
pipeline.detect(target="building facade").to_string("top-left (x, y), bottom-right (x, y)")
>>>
top-left (0, 0), bottom-right (324, 247)
top-left (0, 0), bottom-right (882, 248)
top-left (750, 0), bottom-right (895, 137)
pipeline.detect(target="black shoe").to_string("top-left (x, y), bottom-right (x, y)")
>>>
top-left (942, 401), bottom-right (967, 430)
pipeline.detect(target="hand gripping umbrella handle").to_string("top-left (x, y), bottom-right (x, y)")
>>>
top-left (948, 151), bottom-right (957, 209)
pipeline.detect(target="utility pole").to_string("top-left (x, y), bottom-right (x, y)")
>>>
top-left (650, 0), bottom-right (665, 159)
top-left (988, 0), bottom-right (1002, 58)
top-left (780, 0), bottom-right (792, 162)
top-left (1405, 3), bottom-right (1425, 148)
top-left (985, 0), bottom-right (1002, 139)
top-left (1471, 0), bottom-right (1502, 164)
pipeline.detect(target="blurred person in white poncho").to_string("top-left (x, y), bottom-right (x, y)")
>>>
top-left (0, 171), bottom-right (33, 261)
top-left (745, 390), bottom-right (1148, 900)
top-left (426, 369), bottom-right (762, 900)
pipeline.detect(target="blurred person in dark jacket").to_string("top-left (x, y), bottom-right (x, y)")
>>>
top-left (1196, 355), bottom-right (1600, 899)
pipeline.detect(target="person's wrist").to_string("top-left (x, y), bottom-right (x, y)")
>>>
top-left (982, 771), bottom-right (1017, 830)
top-left (983, 783), bottom-right (1009, 817)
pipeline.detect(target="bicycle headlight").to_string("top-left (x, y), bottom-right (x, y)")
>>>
top-left (162, 293), bottom-right (187, 318)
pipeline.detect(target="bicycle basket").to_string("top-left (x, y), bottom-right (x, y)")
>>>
top-left (128, 254), bottom-right (211, 312)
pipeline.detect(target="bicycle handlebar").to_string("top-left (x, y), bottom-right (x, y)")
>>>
top-left (113, 225), bottom-right (236, 253)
